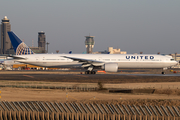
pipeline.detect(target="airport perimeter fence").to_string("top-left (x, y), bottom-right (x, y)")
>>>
top-left (0, 101), bottom-right (180, 120)
top-left (0, 111), bottom-right (177, 120)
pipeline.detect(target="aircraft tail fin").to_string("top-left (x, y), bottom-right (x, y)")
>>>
top-left (8, 31), bottom-right (34, 55)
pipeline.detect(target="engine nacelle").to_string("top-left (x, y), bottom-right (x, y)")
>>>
top-left (102, 63), bottom-right (118, 72)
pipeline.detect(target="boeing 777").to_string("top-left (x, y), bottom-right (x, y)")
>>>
top-left (8, 31), bottom-right (177, 74)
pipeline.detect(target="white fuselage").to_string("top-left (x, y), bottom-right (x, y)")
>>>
top-left (13, 54), bottom-right (177, 69)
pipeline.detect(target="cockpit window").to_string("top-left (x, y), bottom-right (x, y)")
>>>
top-left (171, 59), bottom-right (175, 61)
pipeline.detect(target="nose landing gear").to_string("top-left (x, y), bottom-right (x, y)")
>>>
top-left (162, 71), bottom-right (165, 74)
top-left (162, 67), bottom-right (167, 75)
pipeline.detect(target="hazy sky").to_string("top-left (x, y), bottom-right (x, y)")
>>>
top-left (0, 0), bottom-right (180, 54)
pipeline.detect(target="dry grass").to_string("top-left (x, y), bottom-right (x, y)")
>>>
top-left (154, 89), bottom-right (180, 95)
top-left (0, 70), bottom-right (180, 105)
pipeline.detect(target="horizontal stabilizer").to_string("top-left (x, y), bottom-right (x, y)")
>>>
top-left (9, 55), bottom-right (26, 60)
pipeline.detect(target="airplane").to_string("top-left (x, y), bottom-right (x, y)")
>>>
top-left (0, 58), bottom-right (22, 70)
top-left (1, 59), bottom-right (20, 65)
top-left (8, 31), bottom-right (178, 74)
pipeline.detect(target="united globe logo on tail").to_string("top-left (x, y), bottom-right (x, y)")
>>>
top-left (8, 31), bottom-right (34, 55)
top-left (16, 42), bottom-right (34, 55)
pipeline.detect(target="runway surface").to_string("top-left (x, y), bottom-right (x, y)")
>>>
top-left (116, 74), bottom-right (180, 76)
top-left (0, 71), bottom-right (180, 83)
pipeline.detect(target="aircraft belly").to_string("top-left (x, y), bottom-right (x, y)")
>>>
top-left (19, 61), bottom-right (82, 68)
top-left (117, 61), bottom-right (175, 68)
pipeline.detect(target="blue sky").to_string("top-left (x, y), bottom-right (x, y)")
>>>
top-left (0, 0), bottom-right (180, 54)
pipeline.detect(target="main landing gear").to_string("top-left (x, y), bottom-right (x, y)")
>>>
top-left (84, 66), bottom-right (96, 74)
top-left (85, 71), bottom-right (96, 74)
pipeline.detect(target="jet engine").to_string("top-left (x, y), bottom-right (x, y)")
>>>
top-left (102, 63), bottom-right (118, 72)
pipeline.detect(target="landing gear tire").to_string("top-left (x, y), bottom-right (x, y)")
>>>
top-left (91, 71), bottom-right (96, 74)
top-left (85, 71), bottom-right (96, 74)
top-left (162, 71), bottom-right (165, 75)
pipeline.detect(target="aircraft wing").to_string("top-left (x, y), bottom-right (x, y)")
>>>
top-left (62, 56), bottom-right (104, 66)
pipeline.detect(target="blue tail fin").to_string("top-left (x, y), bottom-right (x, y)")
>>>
top-left (8, 31), bottom-right (34, 55)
